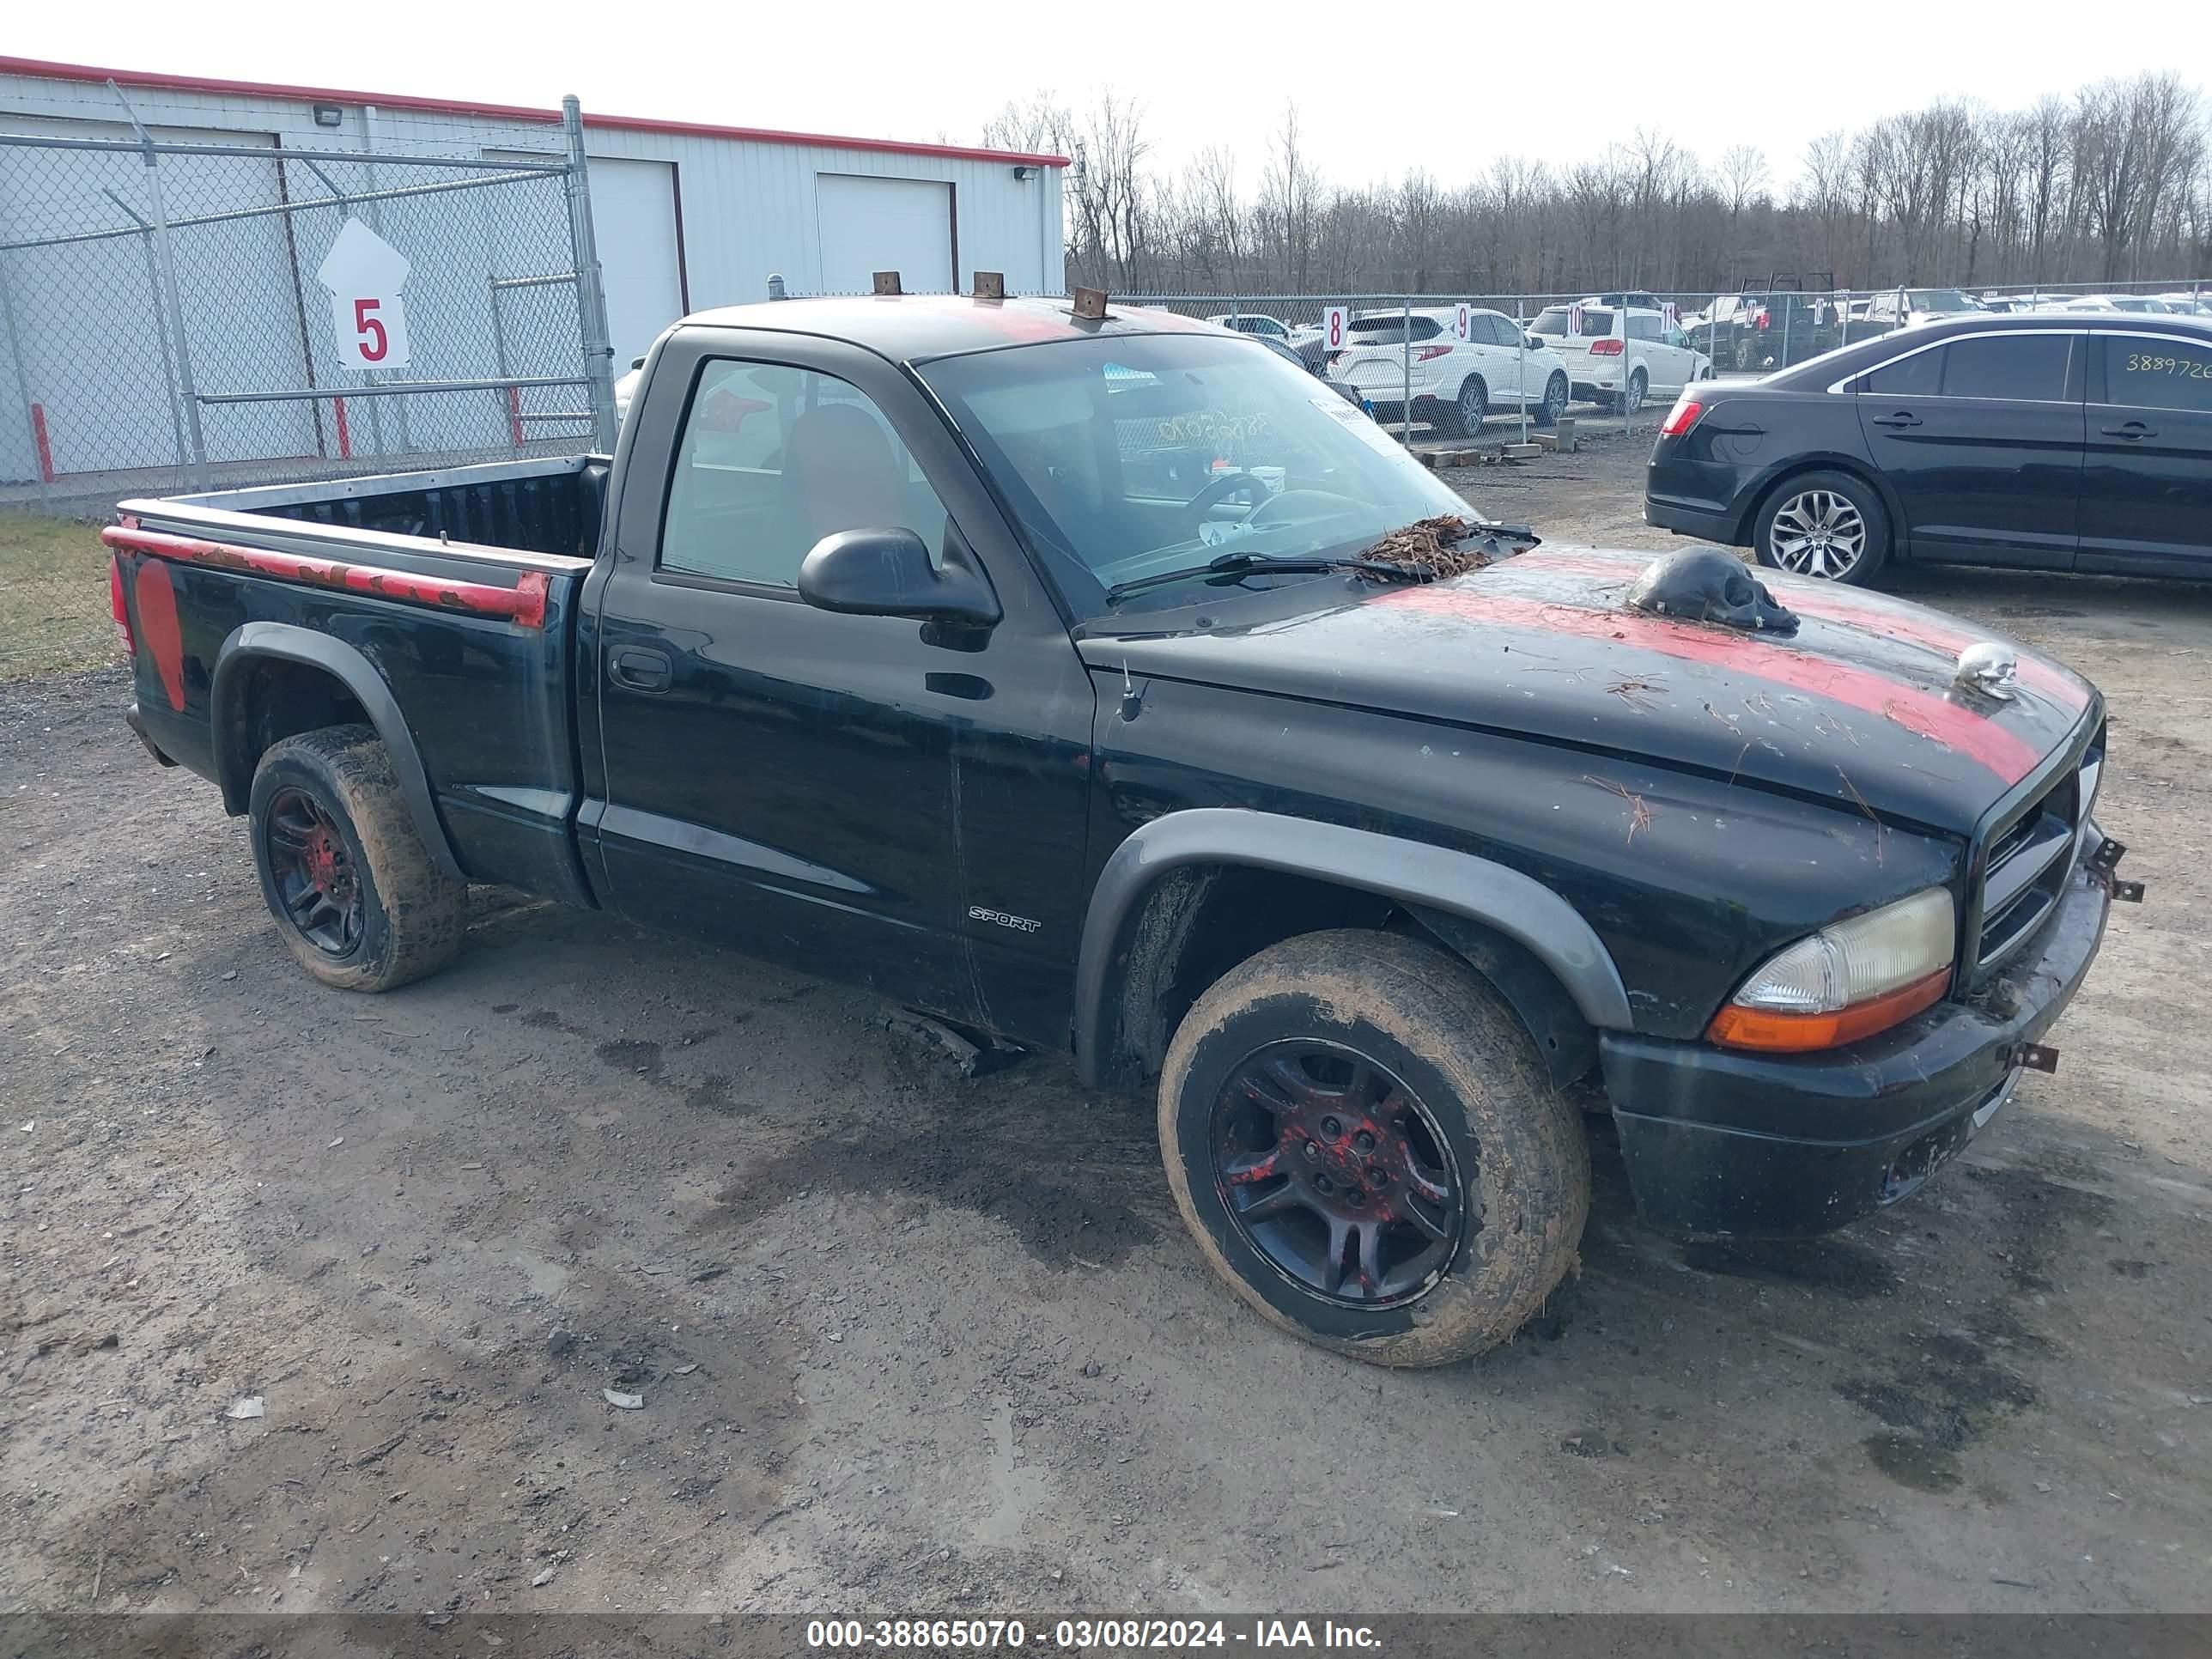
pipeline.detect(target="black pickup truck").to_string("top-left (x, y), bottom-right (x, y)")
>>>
top-left (106, 294), bottom-right (2128, 1367)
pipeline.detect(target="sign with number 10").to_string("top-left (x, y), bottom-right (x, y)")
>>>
top-left (317, 217), bottom-right (413, 371)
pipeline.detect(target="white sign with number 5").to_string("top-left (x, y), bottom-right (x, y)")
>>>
top-left (317, 217), bottom-right (412, 371)
top-left (1322, 304), bottom-right (1349, 352)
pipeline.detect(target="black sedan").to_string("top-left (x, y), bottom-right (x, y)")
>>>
top-left (1644, 312), bottom-right (2212, 585)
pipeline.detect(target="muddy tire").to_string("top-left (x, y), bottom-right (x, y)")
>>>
top-left (1158, 929), bottom-right (1589, 1367)
top-left (247, 725), bottom-right (467, 992)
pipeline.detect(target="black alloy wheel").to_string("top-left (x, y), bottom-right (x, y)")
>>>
top-left (261, 785), bottom-right (364, 956)
top-left (1211, 1039), bottom-right (1466, 1305)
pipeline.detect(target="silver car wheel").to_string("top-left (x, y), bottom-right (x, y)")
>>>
top-left (1767, 489), bottom-right (1868, 580)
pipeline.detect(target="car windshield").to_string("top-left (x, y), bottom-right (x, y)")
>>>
top-left (919, 333), bottom-right (1476, 618)
top-left (1910, 290), bottom-right (1976, 313)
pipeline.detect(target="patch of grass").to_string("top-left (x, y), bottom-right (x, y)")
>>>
top-left (0, 512), bottom-right (119, 681)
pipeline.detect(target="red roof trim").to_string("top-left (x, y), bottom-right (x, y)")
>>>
top-left (0, 54), bottom-right (1071, 168)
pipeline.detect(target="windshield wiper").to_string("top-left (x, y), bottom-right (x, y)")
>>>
top-left (1103, 550), bottom-right (1422, 605)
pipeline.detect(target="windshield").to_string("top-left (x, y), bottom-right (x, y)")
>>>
top-left (1910, 290), bottom-right (1976, 313)
top-left (919, 333), bottom-right (1475, 617)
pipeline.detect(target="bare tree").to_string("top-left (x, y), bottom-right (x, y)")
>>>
top-left (1036, 72), bottom-right (2208, 300)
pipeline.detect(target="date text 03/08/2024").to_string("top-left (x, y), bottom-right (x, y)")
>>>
top-left (805, 1618), bottom-right (1382, 1649)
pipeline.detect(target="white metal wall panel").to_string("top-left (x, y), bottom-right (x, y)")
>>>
top-left (814, 173), bottom-right (952, 295)
top-left (586, 157), bottom-right (684, 366)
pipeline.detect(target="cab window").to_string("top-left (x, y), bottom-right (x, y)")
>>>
top-left (659, 360), bottom-right (949, 589)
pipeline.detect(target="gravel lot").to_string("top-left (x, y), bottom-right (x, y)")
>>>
top-left (3, 435), bottom-right (2209, 1616)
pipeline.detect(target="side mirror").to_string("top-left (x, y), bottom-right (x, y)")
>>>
top-left (798, 527), bottom-right (1001, 628)
top-left (1525, 335), bottom-right (1545, 352)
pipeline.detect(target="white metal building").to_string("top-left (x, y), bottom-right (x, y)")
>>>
top-left (0, 54), bottom-right (1066, 485)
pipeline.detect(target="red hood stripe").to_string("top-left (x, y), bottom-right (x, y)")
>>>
top-left (1381, 583), bottom-right (2045, 786)
top-left (1515, 550), bottom-right (2088, 710)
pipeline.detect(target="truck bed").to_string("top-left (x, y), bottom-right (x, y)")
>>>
top-left (109, 456), bottom-right (606, 910)
top-left (155, 455), bottom-right (611, 559)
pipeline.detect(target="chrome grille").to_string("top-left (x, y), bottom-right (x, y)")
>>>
top-left (1975, 726), bottom-right (2103, 972)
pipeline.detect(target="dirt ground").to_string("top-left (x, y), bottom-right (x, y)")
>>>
top-left (3, 437), bottom-right (2209, 1617)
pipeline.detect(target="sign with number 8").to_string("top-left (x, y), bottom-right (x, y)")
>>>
top-left (1323, 305), bottom-right (1348, 352)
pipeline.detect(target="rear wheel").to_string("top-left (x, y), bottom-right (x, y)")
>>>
top-left (1753, 469), bottom-right (1890, 585)
top-left (1158, 930), bottom-right (1589, 1367)
top-left (249, 725), bottom-right (467, 991)
top-left (1623, 369), bottom-right (1648, 416)
top-left (1440, 375), bottom-right (1487, 439)
top-left (1534, 373), bottom-right (1569, 428)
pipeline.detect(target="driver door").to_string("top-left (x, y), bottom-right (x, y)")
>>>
top-left (584, 335), bottom-right (1098, 1042)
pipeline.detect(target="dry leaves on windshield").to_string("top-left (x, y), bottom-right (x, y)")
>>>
top-left (1360, 516), bottom-right (1493, 580)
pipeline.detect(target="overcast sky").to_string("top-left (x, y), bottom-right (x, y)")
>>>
top-left (14, 1), bottom-right (2210, 194)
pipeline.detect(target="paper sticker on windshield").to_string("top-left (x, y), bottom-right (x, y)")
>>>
top-left (1199, 520), bottom-right (1260, 548)
top-left (1311, 393), bottom-right (1410, 456)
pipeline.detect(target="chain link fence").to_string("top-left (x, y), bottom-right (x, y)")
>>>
top-left (0, 94), bottom-right (617, 676)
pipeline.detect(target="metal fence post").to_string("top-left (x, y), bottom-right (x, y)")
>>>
top-left (100, 191), bottom-right (191, 476)
top-left (1400, 295), bottom-right (1413, 447)
top-left (0, 243), bottom-right (49, 510)
top-left (562, 95), bottom-right (620, 453)
top-left (138, 127), bottom-right (209, 489)
top-left (1516, 299), bottom-right (1528, 445)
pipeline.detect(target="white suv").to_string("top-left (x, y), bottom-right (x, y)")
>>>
top-left (1530, 304), bottom-right (1711, 414)
top-left (1329, 307), bottom-right (1572, 434)
top-left (1206, 313), bottom-right (1295, 343)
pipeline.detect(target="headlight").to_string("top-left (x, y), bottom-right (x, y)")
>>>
top-left (1707, 888), bottom-right (1955, 1053)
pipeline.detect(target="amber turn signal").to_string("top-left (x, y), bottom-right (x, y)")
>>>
top-left (1707, 967), bottom-right (1951, 1054)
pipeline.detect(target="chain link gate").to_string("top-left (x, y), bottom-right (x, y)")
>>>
top-left (0, 90), bottom-right (617, 517)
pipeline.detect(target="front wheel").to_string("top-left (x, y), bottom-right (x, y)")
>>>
top-left (1158, 930), bottom-right (1590, 1367)
top-left (1754, 469), bottom-right (1890, 585)
top-left (1534, 373), bottom-right (1569, 428)
top-left (249, 725), bottom-right (468, 991)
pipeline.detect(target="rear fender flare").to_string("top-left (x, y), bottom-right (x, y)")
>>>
top-left (210, 623), bottom-right (466, 881)
top-left (1073, 808), bottom-right (1632, 1088)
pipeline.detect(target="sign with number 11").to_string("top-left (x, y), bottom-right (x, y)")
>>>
top-left (317, 217), bottom-right (413, 371)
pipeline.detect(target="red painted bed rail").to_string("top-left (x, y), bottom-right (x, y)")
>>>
top-left (100, 524), bottom-right (550, 629)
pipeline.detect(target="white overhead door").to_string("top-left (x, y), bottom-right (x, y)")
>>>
top-left (814, 174), bottom-right (953, 295)
top-left (587, 157), bottom-right (686, 368)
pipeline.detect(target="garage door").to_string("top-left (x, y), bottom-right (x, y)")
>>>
top-left (587, 158), bottom-right (686, 368)
top-left (815, 174), bottom-right (953, 295)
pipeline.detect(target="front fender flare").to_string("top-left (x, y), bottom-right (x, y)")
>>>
top-left (211, 622), bottom-right (466, 881)
top-left (1073, 808), bottom-right (1632, 1088)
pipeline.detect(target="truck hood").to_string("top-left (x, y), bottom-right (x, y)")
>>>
top-left (1081, 546), bottom-right (2098, 836)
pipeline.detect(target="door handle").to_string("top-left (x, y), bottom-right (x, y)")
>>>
top-left (2100, 421), bottom-right (2156, 440)
top-left (1869, 410), bottom-right (1922, 429)
top-left (607, 646), bottom-right (672, 693)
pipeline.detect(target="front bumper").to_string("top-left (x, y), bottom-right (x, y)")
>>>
top-left (1600, 845), bottom-right (2114, 1237)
